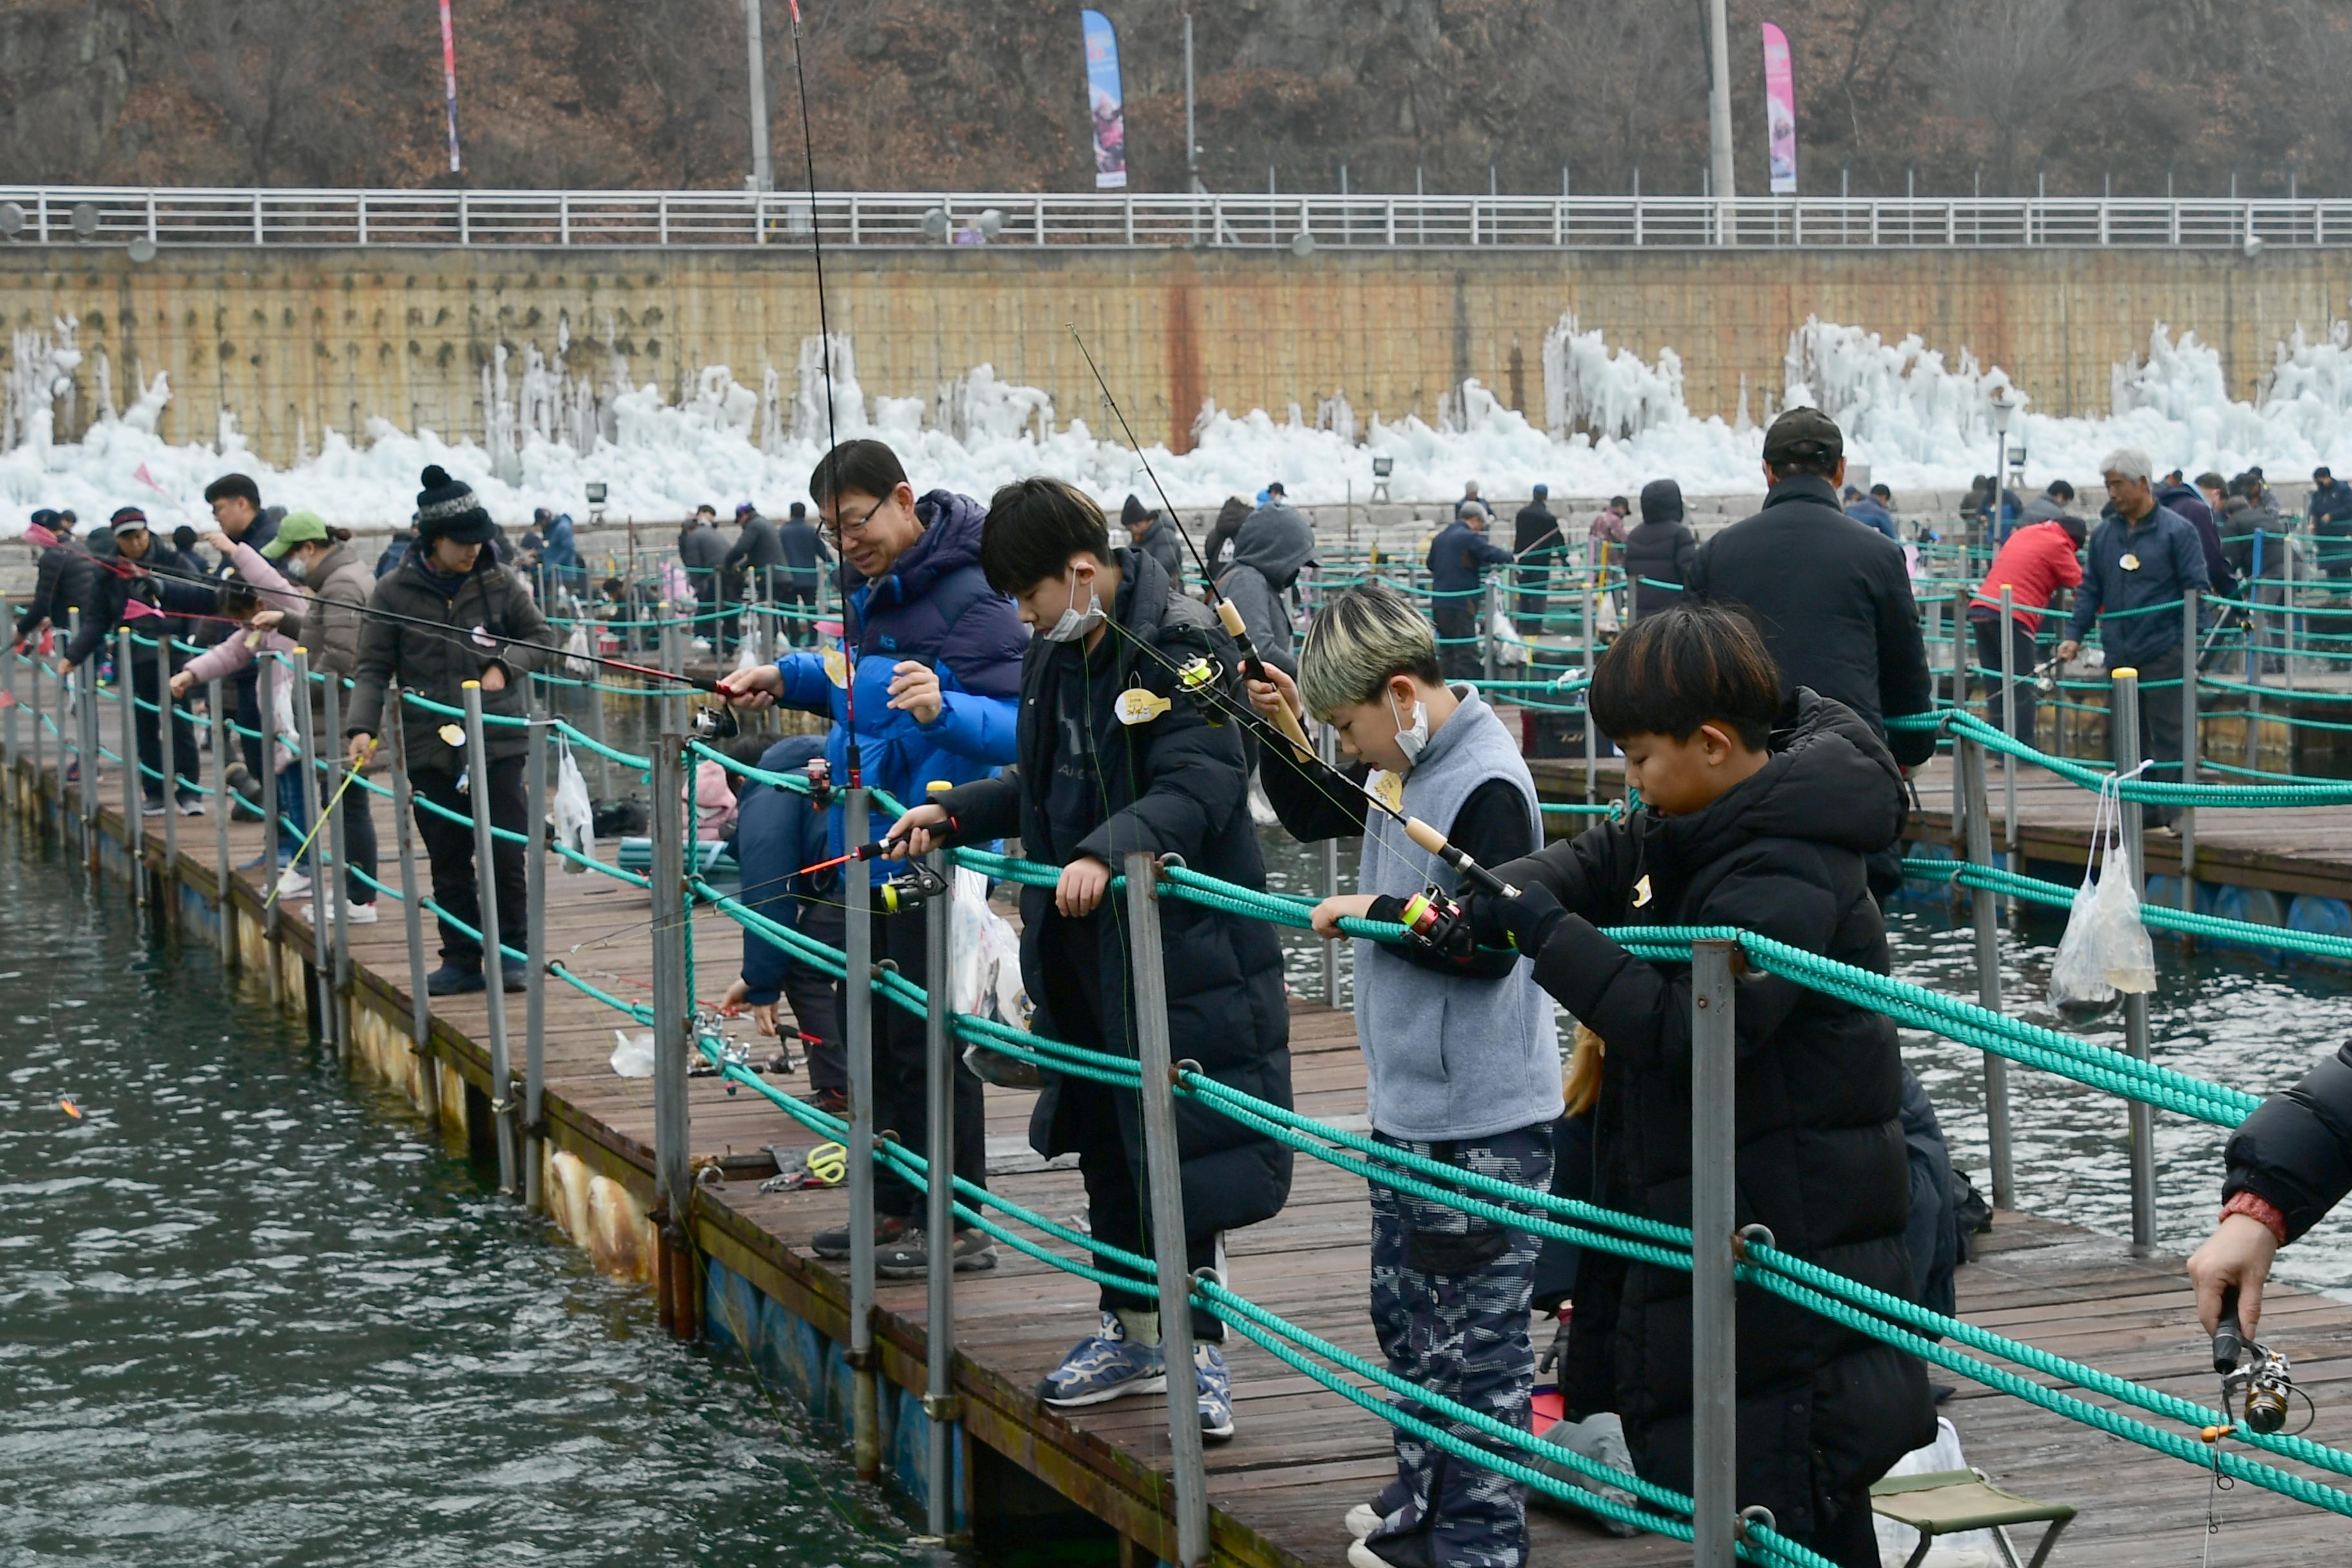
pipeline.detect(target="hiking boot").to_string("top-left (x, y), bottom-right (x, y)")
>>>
top-left (1194, 1342), bottom-right (1235, 1442)
top-left (426, 963), bottom-right (485, 996)
top-left (501, 958), bottom-right (529, 993)
top-left (811, 1212), bottom-right (910, 1261)
top-left (1039, 1311), bottom-right (1166, 1408)
top-left (876, 1226), bottom-right (998, 1279)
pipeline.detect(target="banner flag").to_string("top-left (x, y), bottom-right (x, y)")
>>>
top-left (1081, 10), bottom-right (1126, 190)
top-left (1761, 23), bottom-right (1797, 195)
top-left (440, 0), bottom-right (462, 173)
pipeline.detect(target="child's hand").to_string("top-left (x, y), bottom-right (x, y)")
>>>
top-left (1310, 893), bottom-right (1378, 938)
top-left (721, 977), bottom-right (780, 1038)
top-left (1056, 855), bottom-right (1113, 917)
top-left (1245, 663), bottom-right (1304, 727)
top-left (168, 669), bottom-right (196, 699)
top-left (887, 660), bottom-right (942, 725)
top-left (716, 664), bottom-right (782, 710)
top-left (1465, 880), bottom-right (1566, 956)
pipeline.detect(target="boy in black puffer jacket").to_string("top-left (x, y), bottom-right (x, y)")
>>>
top-left (1462, 604), bottom-right (1933, 1568)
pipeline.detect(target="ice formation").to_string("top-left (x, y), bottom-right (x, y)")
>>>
top-left (7, 315), bottom-right (2352, 533)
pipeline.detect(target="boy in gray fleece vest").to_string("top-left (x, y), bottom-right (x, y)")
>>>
top-left (1251, 585), bottom-right (1563, 1568)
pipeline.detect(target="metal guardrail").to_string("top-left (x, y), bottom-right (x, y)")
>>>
top-left (1, 186), bottom-right (2346, 251)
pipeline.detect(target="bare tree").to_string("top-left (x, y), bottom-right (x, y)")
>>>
top-left (1929, 0), bottom-right (2136, 190)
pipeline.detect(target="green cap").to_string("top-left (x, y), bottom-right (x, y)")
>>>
top-left (260, 510), bottom-right (330, 559)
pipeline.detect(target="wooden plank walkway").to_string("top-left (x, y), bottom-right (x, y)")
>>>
top-left (10, 672), bottom-right (2352, 1565)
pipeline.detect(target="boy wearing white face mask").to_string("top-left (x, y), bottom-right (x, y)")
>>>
top-left (891, 477), bottom-right (1295, 1442)
top-left (1247, 584), bottom-right (1562, 1568)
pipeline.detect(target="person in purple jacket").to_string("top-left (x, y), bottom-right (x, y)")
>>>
top-left (720, 438), bottom-right (1026, 1277)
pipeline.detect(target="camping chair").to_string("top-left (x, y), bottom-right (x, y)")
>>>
top-left (1869, 1467), bottom-right (2074, 1568)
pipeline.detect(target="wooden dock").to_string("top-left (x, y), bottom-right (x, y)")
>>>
top-left (10, 683), bottom-right (2352, 1565)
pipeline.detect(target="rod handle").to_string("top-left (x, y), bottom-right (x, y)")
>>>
top-left (2215, 1284), bottom-right (2246, 1375)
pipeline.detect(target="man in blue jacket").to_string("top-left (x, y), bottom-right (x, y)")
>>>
top-left (718, 438), bottom-right (1024, 1276)
top-left (2057, 447), bottom-right (2208, 830)
top-left (1426, 502), bottom-right (1513, 679)
top-left (2311, 466), bottom-right (2352, 581)
top-left (723, 734), bottom-right (847, 1112)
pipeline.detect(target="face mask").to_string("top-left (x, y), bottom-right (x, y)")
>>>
top-left (281, 554), bottom-right (310, 584)
top-left (1039, 566), bottom-right (1104, 643)
top-left (1387, 688), bottom-right (1430, 770)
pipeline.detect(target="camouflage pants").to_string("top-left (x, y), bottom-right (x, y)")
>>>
top-left (1364, 1124), bottom-right (1553, 1568)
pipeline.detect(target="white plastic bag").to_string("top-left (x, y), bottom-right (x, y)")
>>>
top-left (2048, 765), bottom-right (2155, 1014)
top-left (950, 868), bottom-right (1041, 1088)
top-left (732, 621), bottom-right (768, 674)
top-left (563, 624), bottom-right (594, 678)
top-left (1486, 605), bottom-right (1531, 670)
top-left (271, 665), bottom-right (303, 771)
top-left (551, 734), bottom-right (596, 874)
top-left (609, 1029), bottom-right (654, 1077)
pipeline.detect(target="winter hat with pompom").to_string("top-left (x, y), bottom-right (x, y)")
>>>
top-left (415, 465), bottom-right (496, 545)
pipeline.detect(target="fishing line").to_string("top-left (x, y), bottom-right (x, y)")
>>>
top-left (264, 736), bottom-right (379, 906)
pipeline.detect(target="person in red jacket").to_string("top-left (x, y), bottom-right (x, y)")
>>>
top-left (1966, 514), bottom-right (2084, 747)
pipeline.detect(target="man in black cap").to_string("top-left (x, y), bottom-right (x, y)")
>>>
top-left (345, 466), bottom-right (551, 995)
top-left (1512, 484), bottom-right (1562, 623)
top-left (1689, 407), bottom-right (1933, 895)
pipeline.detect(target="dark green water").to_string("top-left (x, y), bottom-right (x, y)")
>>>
top-left (0, 819), bottom-right (906, 1567)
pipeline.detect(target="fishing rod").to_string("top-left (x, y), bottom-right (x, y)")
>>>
top-left (1063, 322), bottom-right (1318, 764)
top-left (264, 736), bottom-right (379, 906)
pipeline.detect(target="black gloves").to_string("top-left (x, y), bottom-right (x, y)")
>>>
top-left (1465, 879), bottom-right (1566, 957)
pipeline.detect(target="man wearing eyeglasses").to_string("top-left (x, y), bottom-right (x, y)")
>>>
top-left (718, 437), bottom-right (1025, 1279)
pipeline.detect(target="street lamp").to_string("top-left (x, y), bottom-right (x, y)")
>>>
top-left (1986, 389), bottom-right (2015, 544)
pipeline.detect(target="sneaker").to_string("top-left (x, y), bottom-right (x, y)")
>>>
top-left (1039, 1312), bottom-right (1167, 1408)
top-left (804, 1088), bottom-right (850, 1117)
top-left (338, 901), bottom-right (379, 926)
top-left (876, 1225), bottom-right (999, 1279)
top-left (237, 852), bottom-right (270, 871)
top-left (425, 963), bottom-right (486, 996)
top-left (1194, 1342), bottom-right (1235, 1442)
top-left (811, 1213), bottom-right (911, 1261)
top-left (1344, 1504), bottom-right (1384, 1542)
top-left (177, 796), bottom-right (206, 816)
top-left (271, 869), bottom-right (311, 899)
top-left (141, 799), bottom-right (169, 818)
top-left (502, 959), bottom-right (529, 993)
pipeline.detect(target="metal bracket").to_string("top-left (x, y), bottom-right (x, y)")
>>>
top-left (920, 1393), bottom-right (963, 1423)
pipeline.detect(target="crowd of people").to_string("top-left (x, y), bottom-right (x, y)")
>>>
top-left (18, 413), bottom-right (2352, 1568)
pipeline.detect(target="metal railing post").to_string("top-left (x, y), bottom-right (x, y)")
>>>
top-left (462, 680), bottom-right (520, 1192)
top-left (156, 632), bottom-right (179, 875)
top-left (116, 627), bottom-right (144, 910)
top-left (1481, 578), bottom-right (1500, 685)
top-left (28, 634), bottom-right (45, 805)
top-left (1997, 585), bottom-right (2019, 904)
top-left (2180, 591), bottom-right (2199, 925)
top-left (649, 729), bottom-right (694, 1332)
top-left (291, 649), bottom-right (337, 1055)
top-left (389, 694), bottom-right (439, 1125)
top-left (1959, 736), bottom-right (2014, 1208)
top-left (1123, 849), bottom-right (1210, 1568)
top-left (845, 783), bottom-right (881, 1479)
top-left (208, 678), bottom-right (231, 915)
top-left (1582, 568), bottom-right (1598, 803)
top-left (324, 675), bottom-right (353, 1029)
top-left (2112, 667), bottom-right (2156, 1250)
top-left (524, 700), bottom-right (550, 1211)
top-left (1319, 722), bottom-right (1341, 1005)
top-left (1950, 589), bottom-right (1970, 714)
top-left (1, 598), bottom-right (15, 808)
top-left (259, 655), bottom-right (281, 935)
top-left (921, 827), bottom-right (957, 1540)
top-left (1690, 937), bottom-right (1740, 1568)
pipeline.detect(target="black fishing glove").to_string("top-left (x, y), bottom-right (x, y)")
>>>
top-left (1465, 879), bottom-right (1566, 956)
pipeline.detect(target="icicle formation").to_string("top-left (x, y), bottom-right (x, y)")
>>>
top-left (793, 333), bottom-right (864, 444)
top-left (1540, 310), bottom-right (1687, 441)
top-left (1315, 390), bottom-right (1358, 445)
top-left (1783, 315), bottom-right (2021, 464)
top-left (3, 316), bottom-right (83, 455)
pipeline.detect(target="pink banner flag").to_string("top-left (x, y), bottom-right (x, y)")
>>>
top-left (1761, 23), bottom-right (1798, 195)
top-left (440, 0), bottom-right (462, 173)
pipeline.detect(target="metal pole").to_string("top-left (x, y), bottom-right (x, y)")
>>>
top-left (324, 675), bottom-right (354, 1039)
top-left (1318, 722), bottom-right (1340, 1006)
top-left (1481, 578), bottom-right (1499, 685)
top-left (649, 730), bottom-right (694, 1328)
top-left (1, 598), bottom-right (15, 809)
top-left (1706, 0), bottom-right (1735, 244)
top-left (2112, 667), bottom-right (2157, 1250)
top-left (585, 679), bottom-right (615, 798)
top-left (389, 694), bottom-right (440, 1126)
top-left (921, 827), bottom-right (957, 1541)
top-left (29, 634), bottom-right (45, 806)
top-left (1184, 10), bottom-right (1198, 199)
top-left (209, 678), bottom-right (231, 915)
top-left (117, 627), bottom-right (144, 910)
top-left (1959, 738), bottom-right (2014, 1209)
top-left (1689, 937), bottom-right (1739, 1568)
top-left (2180, 590), bottom-right (2199, 922)
top-left (1950, 590), bottom-right (1970, 716)
top-left (845, 783), bottom-right (881, 1479)
top-left (259, 655), bottom-right (281, 936)
top-left (743, 0), bottom-right (772, 195)
top-left (1581, 567), bottom-right (1598, 803)
top-left (1997, 585), bottom-right (2019, 881)
top-left (157, 632), bottom-right (179, 876)
top-left (462, 680), bottom-right (520, 1193)
top-left (1123, 848), bottom-right (1210, 1568)
top-left (291, 649), bottom-right (337, 1055)
top-left (524, 700), bottom-right (550, 1211)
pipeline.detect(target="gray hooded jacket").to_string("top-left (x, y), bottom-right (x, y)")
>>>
top-left (1215, 501), bottom-right (1316, 679)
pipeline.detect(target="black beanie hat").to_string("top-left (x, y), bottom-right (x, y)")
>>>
top-left (1121, 493), bottom-right (1148, 527)
top-left (415, 465), bottom-right (496, 545)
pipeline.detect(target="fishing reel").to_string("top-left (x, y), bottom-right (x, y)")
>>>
top-left (879, 860), bottom-right (949, 916)
top-left (692, 702), bottom-right (740, 741)
top-left (1397, 885), bottom-right (1473, 960)
top-left (2211, 1286), bottom-right (2306, 1438)
top-left (1175, 654), bottom-right (1228, 725)
top-left (805, 756), bottom-right (834, 809)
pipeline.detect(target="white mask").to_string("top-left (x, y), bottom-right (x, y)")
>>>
top-left (1039, 565), bottom-right (1105, 643)
top-left (1388, 688), bottom-right (1430, 770)
top-left (281, 553), bottom-right (310, 584)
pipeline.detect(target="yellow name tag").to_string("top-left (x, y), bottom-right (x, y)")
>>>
top-left (2119, 552), bottom-right (2141, 571)
top-left (823, 647), bottom-right (848, 689)
top-left (1115, 688), bottom-right (1171, 726)
top-left (1632, 874), bottom-right (1653, 908)
top-left (1370, 770), bottom-right (1406, 815)
top-left (438, 723), bottom-right (467, 748)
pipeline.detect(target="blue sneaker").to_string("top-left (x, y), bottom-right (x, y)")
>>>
top-left (1195, 1342), bottom-right (1235, 1442)
top-left (1039, 1313), bottom-right (1166, 1408)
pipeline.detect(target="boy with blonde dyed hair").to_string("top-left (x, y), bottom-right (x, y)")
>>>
top-left (1250, 583), bottom-right (1561, 1568)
